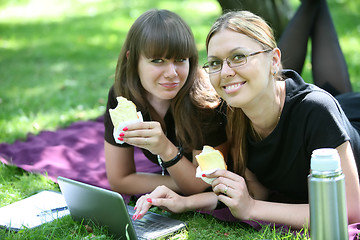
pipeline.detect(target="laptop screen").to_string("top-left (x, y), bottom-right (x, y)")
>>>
top-left (57, 176), bottom-right (187, 239)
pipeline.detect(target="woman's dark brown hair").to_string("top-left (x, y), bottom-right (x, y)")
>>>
top-left (114, 9), bottom-right (220, 152)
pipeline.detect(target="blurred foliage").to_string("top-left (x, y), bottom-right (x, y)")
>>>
top-left (0, 0), bottom-right (221, 143)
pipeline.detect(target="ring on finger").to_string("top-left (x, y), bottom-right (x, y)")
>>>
top-left (224, 185), bottom-right (228, 195)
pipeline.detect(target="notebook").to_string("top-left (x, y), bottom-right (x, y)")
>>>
top-left (57, 176), bottom-right (187, 240)
top-left (0, 190), bottom-right (70, 231)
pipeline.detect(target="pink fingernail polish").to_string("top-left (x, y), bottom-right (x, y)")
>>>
top-left (118, 137), bottom-right (124, 141)
top-left (132, 215), bottom-right (136, 220)
top-left (119, 132), bottom-right (125, 137)
top-left (146, 198), bottom-right (152, 203)
top-left (134, 206), bottom-right (137, 210)
top-left (202, 174), bottom-right (207, 177)
top-left (123, 127), bottom-right (128, 131)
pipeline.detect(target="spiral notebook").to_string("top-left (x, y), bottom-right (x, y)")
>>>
top-left (0, 190), bottom-right (70, 231)
top-left (57, 176), bottom-right (187, 240)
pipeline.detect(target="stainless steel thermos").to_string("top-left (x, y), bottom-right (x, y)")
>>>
top-left (308, 148), bottom-right (348, 240)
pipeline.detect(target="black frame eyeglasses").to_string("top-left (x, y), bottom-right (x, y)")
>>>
top-left (203, 49), bottom-right (272, 74)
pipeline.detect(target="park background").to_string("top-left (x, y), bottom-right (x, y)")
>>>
top-left (0, 0), bottom-right (359, 239)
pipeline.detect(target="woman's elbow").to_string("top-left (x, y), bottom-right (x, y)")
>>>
top-left (348, 208), bottom-right (360, 224)
top-left (107, 176), bottom-right (128, 193)
top-left (347, 198), bottom-right (360, 224)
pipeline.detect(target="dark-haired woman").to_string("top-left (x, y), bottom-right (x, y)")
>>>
top-left (103, 9), bottom-right (227, 199)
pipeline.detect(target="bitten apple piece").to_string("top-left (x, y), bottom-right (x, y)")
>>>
top-left (109, 96), bottom-right (139, 129)
top-left (196, 145), bottom-right (226, 171)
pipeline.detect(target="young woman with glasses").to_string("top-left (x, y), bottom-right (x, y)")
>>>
top-left (133, 10), bottom-right (360, 229)
top-left (104, 9), bottom-right (227, 198)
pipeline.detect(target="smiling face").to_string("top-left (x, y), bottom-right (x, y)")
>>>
top-left (138, 54), bottom-right (190, 102)
top-left (207, 29), bottom-right (274, 108)
top-left (114, 9), bottom-right (198, 111)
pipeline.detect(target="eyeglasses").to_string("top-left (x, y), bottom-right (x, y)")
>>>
top-left (203, 49), bottom-right (272, 74)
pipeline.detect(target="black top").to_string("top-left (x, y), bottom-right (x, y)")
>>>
top-left (247, 70), bottom-right (360, 203)
top-left (104, 86), bottom-right (227, 165)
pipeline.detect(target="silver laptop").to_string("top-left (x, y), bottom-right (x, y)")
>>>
top-left (57, 176), bottom-right (187, 240)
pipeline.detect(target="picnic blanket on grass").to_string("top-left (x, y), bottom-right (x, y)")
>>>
top-left (0, 116), bottom-right (359, 239)
top-left (0, 116), bottom-right (162, 191)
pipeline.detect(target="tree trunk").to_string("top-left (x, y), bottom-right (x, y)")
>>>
top-left (216, 0), bottom-right (294, 40)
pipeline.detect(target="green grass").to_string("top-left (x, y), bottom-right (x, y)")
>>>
top-left (0, 0), bottom-right (221, 144)
top-left (0, 0), bottom-right (359, 239)
top-left (0, 162), bottom-right (310, 239)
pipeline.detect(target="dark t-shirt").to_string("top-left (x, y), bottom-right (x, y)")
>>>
top-left (104, 86), bottom-right (227, 165)
top-left (247, 70), bottom-right (360, 203)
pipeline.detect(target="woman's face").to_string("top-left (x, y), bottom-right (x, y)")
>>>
top-left (138, 54), bottom-right (189, 103)
top-left (207, 29), bottom-right (273, 108)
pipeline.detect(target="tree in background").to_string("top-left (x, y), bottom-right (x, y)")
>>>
top-left (216, 0), bottom-right (293, 40)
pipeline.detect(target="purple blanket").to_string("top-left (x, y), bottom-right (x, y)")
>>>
top-left (0, 116), bottom-right (161, 190)
top-left (0, 116), bottom-right (359, 239)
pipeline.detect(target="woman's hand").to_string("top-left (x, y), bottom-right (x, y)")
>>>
top-left (119, 121), bottom-right (171, 156)
top-left (133, 185), bottom-right (187, 220)
top-left (206, 169), bottom-right (255, 220)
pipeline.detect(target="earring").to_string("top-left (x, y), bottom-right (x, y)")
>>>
top-left (272, 71), bottom-right (277, 76)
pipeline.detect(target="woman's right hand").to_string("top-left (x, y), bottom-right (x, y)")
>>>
top-left (119, 121), bottom-right (174, 157)
top-left (207, 169), bottom-right (255, 221)
top-left (132, 185), bottom-right (187, 220)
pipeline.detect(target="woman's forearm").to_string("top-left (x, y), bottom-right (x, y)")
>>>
top-left (157, 144), bottom-right (209, 195)
top-left (162, 142), bottom-right (228, 195)
top-left (166, 159), bottom-right (210, 195)
top-left (183, 192), bottom-right (219, 211)
top-left (250, 200), bottom-right (309, 230)
top-left (109, 173), bottom-right (180, 195)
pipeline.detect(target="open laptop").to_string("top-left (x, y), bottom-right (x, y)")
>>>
top-left (57, 176), bottom-right (187, 240)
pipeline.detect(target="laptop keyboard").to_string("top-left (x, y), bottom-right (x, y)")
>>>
top-left (126, 205), bottom-right (186, 239)
top-left (131, 217), bottom-right (169, 232)
top-left (127, 206), bottom-right (169, 231)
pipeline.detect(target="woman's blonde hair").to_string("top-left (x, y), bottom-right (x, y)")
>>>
top-left (206, 11), bottom-right (282, 176)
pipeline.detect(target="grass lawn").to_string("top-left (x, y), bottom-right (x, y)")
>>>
top-left (0, 0), bottom-right (359, 239)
